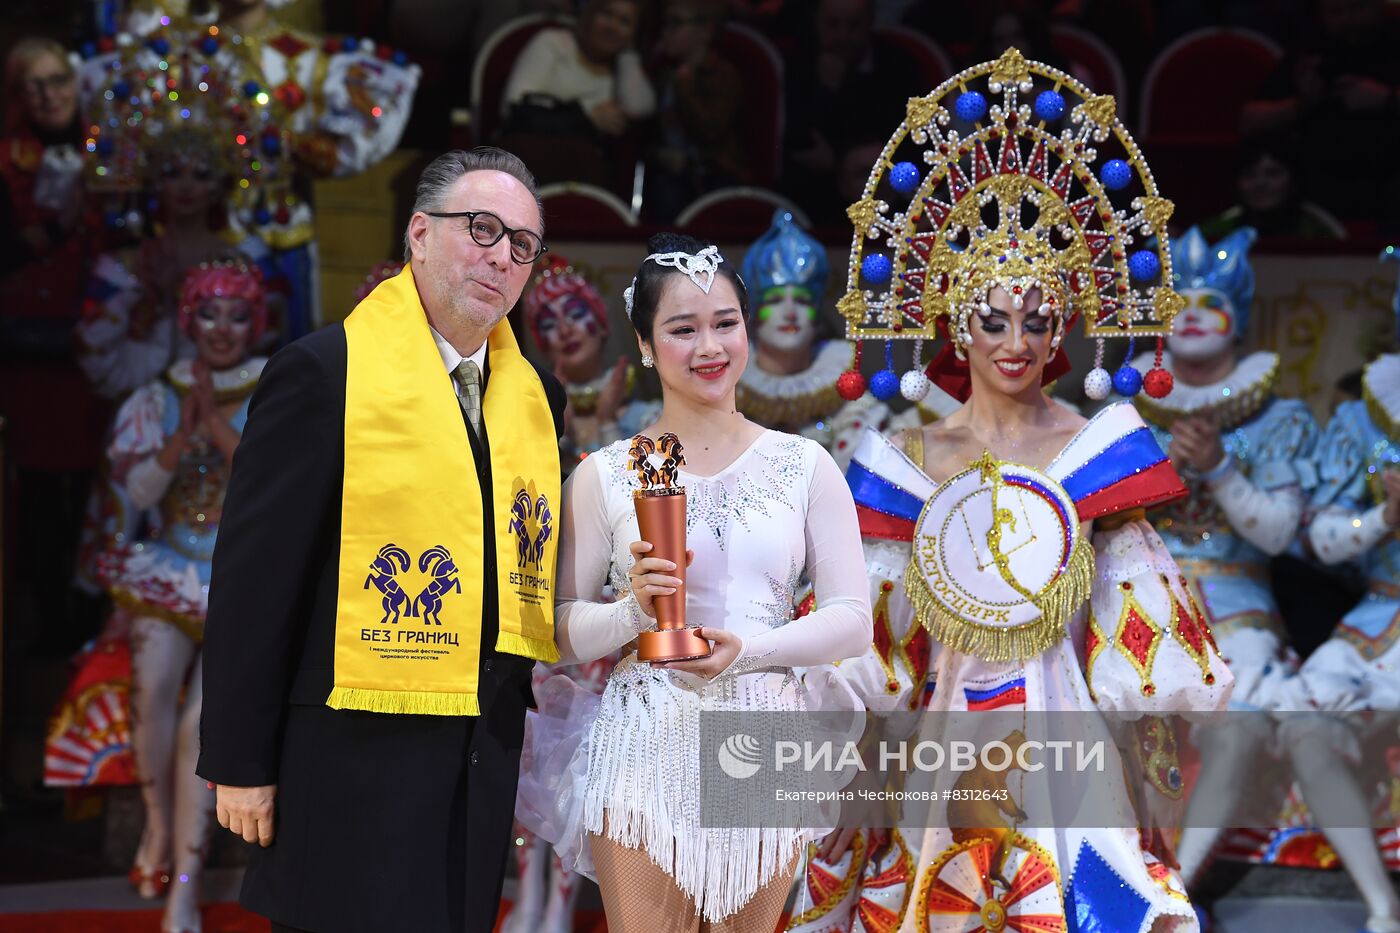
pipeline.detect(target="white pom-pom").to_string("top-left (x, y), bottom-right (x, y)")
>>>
top-left (1084, 367), bottom-right (1112, 400)
top-left (900, 369), bottom-right (930, 402)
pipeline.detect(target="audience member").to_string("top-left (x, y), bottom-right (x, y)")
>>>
top-left (0, 37), bottom-right (107, 657)
top-left (500, 0), bottom-right (656, 187)
top-left (1199, 133), bottom-right (1346, 240)
top-left (1242, 0), bottom-right (1400, 227)
top-left (645, 0), bottom-right (747, 220)
top-left (781, 0), bottom-right (921, 223)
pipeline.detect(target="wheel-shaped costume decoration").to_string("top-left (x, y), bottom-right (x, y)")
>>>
top-left (854, 829), bottom-right (917, 933)
top-left (917, 833), bottom-right (1065, 933)
top-left (789, 831), bottom-right (867, 930)
top-left (836, 47), bottom-right (1183, 401)
top-left (44, 640), bottom-right (138, 787)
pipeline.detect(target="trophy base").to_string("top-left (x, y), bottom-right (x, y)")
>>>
top-left (637, 627), bottom-right (712, 662)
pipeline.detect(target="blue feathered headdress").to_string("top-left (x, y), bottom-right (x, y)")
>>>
top-left (1170, 226), bottom-right (1258, 338)
top-left (741, 208), bottom-right (829, 306)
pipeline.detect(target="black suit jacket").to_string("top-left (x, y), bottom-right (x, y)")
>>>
top-left (196, 323), bottom-right (565, 931)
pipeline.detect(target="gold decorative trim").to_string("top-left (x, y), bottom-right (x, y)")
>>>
top-left (1136, 354), bottom-right (1279, 431)
top-left (109, 589), bottom-right (203, 644)
top-left (902, 427), bottom-right (925, 472)
top-left (735, 378), bottom-right (846, 428)
top-left (903, 535), bottom-right (1093, 663)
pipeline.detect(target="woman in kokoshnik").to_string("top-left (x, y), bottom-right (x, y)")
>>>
top-left (785, 48), bottom-right (1233, 933)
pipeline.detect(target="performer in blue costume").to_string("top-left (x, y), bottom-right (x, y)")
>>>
top-left (740, 208), bottom-right (949, 471)
top-left (789, 48), bottom-right (1233, 933)
top-left (1124, 226), bottom-right (1319, 890)
top-left (1267, 250), bottom-right (1400, 933)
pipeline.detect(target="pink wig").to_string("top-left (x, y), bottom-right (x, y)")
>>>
top-left (522, 254), bottom-right (608, 351)
top-left (178, 261), bottom-right (269, 342)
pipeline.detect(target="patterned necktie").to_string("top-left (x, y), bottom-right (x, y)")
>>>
top-left (452, 359), bottom-right (483, 440)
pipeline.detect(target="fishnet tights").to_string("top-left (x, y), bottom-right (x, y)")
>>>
top-left (590, 824), bottom-right (796, 933)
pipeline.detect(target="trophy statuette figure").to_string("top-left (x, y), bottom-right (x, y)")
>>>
top-left (629, 433), bottom-right (711, 661)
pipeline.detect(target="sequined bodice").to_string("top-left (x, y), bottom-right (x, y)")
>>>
top-left (161, 435), bottom-right (229, 533)
top-left (156, 387), bottom-right (252, 561)
top-left (593, 431), bottom-right (814, 638)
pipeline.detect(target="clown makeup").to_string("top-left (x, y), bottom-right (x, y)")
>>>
top-left (1167, 289), bottom-right (1235, 363)
top-left (754, 285), bottom-right (817, 353)
top-left (536, 294), bottom-right (606, 380)
top-left (192, 296), bottom-right (255, 371)
top-left (966, 285), bottom-right (1055, 397)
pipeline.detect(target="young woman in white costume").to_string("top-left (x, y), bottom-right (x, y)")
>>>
top-left (520, 231), bottom-right (872, 931)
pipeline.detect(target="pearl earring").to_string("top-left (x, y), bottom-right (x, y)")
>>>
top-left (641, 353), bottom-right (654, 368)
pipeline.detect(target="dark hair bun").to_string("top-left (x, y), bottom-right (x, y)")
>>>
top-left (645, 231), bottom-right (707, 255)
top-left (629, 231), bottom-right (749, 342)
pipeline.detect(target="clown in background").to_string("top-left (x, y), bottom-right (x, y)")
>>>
top-left (505, 254), bottom-right (646, 933)
top-left (1258, 249), bottom-right (1400, 933)
top-left (1126, 226), bottom-right (1319, 892)
top-left (98, 261), bottom-right (266, 933)
top-left (740, 209), bottom-right (949, 471)
top-left (522, 253), bottom-right (659, 474)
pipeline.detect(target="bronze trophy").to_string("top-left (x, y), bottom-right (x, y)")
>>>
top-left (629, 433), bottom-right (711, 662)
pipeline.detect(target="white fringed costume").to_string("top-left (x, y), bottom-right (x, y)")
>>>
top-left (518, 431), bottom-right (872, 921)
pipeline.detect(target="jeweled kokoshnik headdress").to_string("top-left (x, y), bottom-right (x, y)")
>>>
top-left (834, 47), bottom-right (1185, 405)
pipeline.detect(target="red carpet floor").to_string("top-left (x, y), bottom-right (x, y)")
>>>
top-left (0, 903), bottom-right (269, 933)
top-left (0, 900), bottom-right (788, 931)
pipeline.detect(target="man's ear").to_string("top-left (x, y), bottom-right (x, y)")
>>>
top-left (406, 212), bottom-right (430, 263)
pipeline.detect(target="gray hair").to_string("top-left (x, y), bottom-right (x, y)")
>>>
top-left (402, 147), bottom-right (545, 261)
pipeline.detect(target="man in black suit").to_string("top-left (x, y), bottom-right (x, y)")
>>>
top-left (197, 148), bottom-right (566, 933)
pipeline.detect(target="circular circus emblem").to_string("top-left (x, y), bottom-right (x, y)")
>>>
top-left (906, 453), bottom-right (1091, 662)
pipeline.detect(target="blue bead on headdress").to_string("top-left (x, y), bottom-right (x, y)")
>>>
top-left (1170, 225), bottom-right (1258, 339)
top-left (741, 208), bottom-right (830, 306)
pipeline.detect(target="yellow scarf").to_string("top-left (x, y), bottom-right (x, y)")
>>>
top-left (328, 265), bottom-right (560, 716)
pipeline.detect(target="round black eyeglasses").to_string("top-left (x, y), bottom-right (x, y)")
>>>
top-left (425, 210), bottom-right (547, 264)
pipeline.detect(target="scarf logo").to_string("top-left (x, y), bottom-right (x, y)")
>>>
top-left (509, 486), bottom-right (553, 571)
top-left (364, 543), bottom-right (462, 625)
